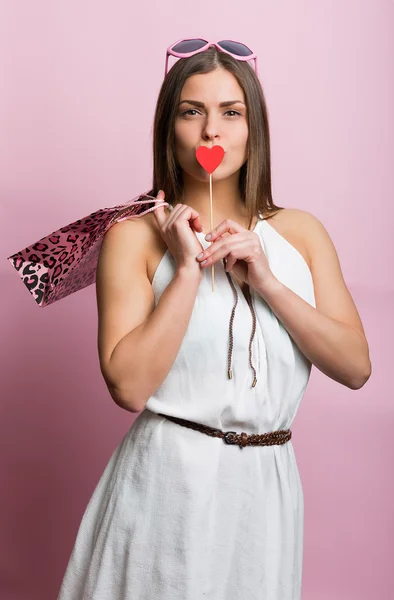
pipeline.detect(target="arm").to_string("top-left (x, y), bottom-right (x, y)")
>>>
top-left (96, 219), bottom-right (202, 413)
top-left (256, 211), bottom-right (371, 390)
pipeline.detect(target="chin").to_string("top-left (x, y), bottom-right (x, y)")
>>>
top-left (190, 162), bottom-right (240, 181)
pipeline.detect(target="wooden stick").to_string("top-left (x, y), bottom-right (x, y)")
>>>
top-left (209, 173), bottom-right (214, 292)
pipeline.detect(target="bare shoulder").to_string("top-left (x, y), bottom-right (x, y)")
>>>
top-left (276, 207), bottom-right (327, 232)
top-left (268, 207), bottom-right (342, 279)
top-left (276, 208), bottom-right (338, 266)
top-left (263, 207), bottom-right (312, 269)
top-left (102, 210), bottom-right (163, 260)
top-left (98, 216), bottom-right (148, 284)
top-left (96, 213), bottom-right (155, 315)
top-left (266, 207), bottom-right (317, 234)
top-left (104, 210), bottom-right (154, 243)
top-left (100, 209), bottom-right (169, 284)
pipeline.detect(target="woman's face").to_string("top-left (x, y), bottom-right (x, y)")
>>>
top-left (174, 67), bottom-right (249, 182)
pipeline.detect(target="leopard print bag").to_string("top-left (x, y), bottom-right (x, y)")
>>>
top-left (7, 192), bottom-right (168, 307)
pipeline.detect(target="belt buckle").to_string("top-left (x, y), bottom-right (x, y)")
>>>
top-left (223, 431), bottom-right (237, 445)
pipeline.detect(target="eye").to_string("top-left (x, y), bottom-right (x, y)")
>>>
top-left (182, 109), bottom-right (199, 117)
top-left (181, 109), bottom-right (241, 117)
top-left (224, 110), bottom-right (241, 117)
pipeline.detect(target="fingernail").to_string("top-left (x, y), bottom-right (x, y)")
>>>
top-left (205, 233), bottom-right (212, 241)
top-left (196, 253), bottom-right (204, 259)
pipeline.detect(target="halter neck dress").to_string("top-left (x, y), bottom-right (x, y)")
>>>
top-left (57, 212), bottom-right (316, 600)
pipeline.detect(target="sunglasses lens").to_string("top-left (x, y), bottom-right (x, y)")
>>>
top-left (172, 39), bottom-right (208, 53)
top-left (218, 40), bottom-right (253, 57)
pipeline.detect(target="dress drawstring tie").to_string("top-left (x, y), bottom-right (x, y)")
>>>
top-left (168, 200), bottom-right (259, 388)
top-left (223, 264), bottom-right (258, 388)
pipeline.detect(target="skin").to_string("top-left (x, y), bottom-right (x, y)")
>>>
top-left (98, 67), bottom-right (370, 410)
top-left (150, 67), bottom-right (371, 388)
top-left (173, 67), bottom-right (252, 232)
top-left (162, 66), bottom-right (269, 291)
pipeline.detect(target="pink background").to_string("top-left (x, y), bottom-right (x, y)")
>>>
top-left (1, 1), bottom-right (393, 599)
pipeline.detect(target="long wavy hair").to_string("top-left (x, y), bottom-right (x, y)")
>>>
top-left (144, 46), bottom-right (284, 228)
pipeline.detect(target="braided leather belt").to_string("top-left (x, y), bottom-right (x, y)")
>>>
top-left (158, 413), bottom-right (292, 448)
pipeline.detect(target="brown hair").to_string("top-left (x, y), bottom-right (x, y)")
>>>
top-left (144, 46), bottom-right (284, 228)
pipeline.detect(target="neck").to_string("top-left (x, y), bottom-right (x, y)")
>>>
top-left (177, 172), bottom-right (249, 230)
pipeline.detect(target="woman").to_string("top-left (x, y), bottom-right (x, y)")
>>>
top-left (57, 40), bottom-right (371, 600)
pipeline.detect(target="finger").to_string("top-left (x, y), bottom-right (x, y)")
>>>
top-left (199, 237), bottom-right (243, 267)
top-left (162, 204), bottom-right (189, 232)
top-left (224, 256), bottom-right (235, 272)
top-left (192, 216), bottom-right (204, 233)
top-left (205, 218), bottom-right (243, 241)
top-left (152, 190), bottom-right (167, 227)
top-left (164, 204), bottom-right (203, 234)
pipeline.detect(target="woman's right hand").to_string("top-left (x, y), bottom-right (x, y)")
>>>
top-left (152, 190), bottom-right (205, 275)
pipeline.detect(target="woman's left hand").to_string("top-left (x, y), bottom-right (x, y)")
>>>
top-left (196, 218), bottom-right (277, 292)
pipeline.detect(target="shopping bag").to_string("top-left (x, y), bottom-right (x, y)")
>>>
top-left (6, 192), bottom-right (169, 307)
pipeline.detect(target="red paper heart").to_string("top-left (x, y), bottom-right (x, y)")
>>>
top-left (195, 145), bottom-right (225, 174)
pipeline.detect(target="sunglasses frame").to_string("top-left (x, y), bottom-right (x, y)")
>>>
top-left (164, 37), bottom-right (258, 78)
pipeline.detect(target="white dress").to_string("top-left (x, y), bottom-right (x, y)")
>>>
top-left (57, 213), bottom-right (316, 600)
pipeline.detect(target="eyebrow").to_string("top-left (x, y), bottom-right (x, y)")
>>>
top-left (178, 100), bottom-right (246, 108)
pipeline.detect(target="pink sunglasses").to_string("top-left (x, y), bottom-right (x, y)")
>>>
top-left (164, 37), bottom-right (258, 78)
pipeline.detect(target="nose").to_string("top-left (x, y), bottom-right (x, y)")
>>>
top-left (201, 113), bottom-right (220, 143)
